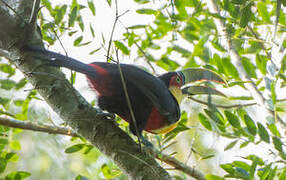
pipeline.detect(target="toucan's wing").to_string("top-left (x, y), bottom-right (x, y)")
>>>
top-left (120, 64), bottom-right (178, 118)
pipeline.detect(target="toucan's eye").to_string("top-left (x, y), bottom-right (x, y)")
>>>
top-left (176, 76), bottom-right (181, 83)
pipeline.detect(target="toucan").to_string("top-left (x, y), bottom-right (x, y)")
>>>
top-left (23, 46), bottom-right (226, 145)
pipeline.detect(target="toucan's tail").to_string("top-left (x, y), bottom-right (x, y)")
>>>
top-left (23, 45), bottom-right (97, 77)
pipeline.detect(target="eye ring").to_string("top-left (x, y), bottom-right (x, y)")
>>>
top-left (176, 76), bottom-right (181, 83)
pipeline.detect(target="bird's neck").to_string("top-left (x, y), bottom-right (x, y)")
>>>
top-left (169, 86), bottom-right (183, 104)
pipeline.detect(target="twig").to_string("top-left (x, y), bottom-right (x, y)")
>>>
top-left (29, 0), bottom-right (40, 25)
top-left (0, 0), bottom-right (21, 19)
top-left (115, 48), bottom-right (142, 149)
top-left (123, 26), bottom-right (157, 74)
top-left (0, 117), bottom-right (78, 137)
top-left (188, 96), bottom-right (257, 109)
top-left (206, 0), bottom-right (286, 128)
top-left (150, 148), bottom-right (206, 180)
top-left (0, 48), bottom-right (10, 57)
top-left (106, 0), bottom-right (119, 61)
top-left (273, 0), bottom-right (281, 39)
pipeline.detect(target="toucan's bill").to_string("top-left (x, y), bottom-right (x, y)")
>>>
top-left (182, 85), bottom-right (226, 97)
top-left (177, 68), bottom-right (227, 97)
top-left (178, 68), bottom-right (227, 86)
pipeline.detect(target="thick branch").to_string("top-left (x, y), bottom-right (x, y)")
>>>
top-left (206, 0), bottom-right (286, 127)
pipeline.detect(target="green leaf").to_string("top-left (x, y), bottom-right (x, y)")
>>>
top-left (5, 152), bottom-right (16, 161)
top-left (106, 0), bottom-right (112, 6)
top-left (243, 115), bottom-right (257, 136)
top-left (224, 111), bottom-right (241, 129)
top-left (201, 154), bottom-right (215, 160)
top-left (5, 171), bottom-right (31, 179)
top-left (204, 109), bottom-right (225, 132)
top-left (224, 140), bottom-right (238, 151)
top-left (10, 140), bottom-right (21, 151)
top-left (15, 78), bottom-right (27, 90)
top-left (267, 123), bottom-right (281, 137)
top-left (211, 40), bottom-right (226, 52)
top-left (220, 164), bottom-right (235, 174)
top-left (0, 158), bottom-right (7, 173)
top-left (65, 144), bottom-right (85, 153)
top-left (0, 79), bottom-right (16, 90)
top-left (279, 169), bottom-right (286, 180)
top-left (101, 164), bottom-right (121, 179)
top-left (205, 174), bottom-right (225, 180)
top-left (87, 0), bottom-right (96, 15)
top-left (77, 15), bottom-right (84, 31)
top-left (136, 8), bottom-right (157, 15)
top-left (75, 175), bottom-right (90, 180)
top-left (127, 25), bottom-right (147, 29)
top-left (156, 57), bottom-right (179, 71)
top-left (90, 24), bottom-right (95, 38)
top-left (233, 161), bottom-right (250, 171)
top-left (249, 157), bottom-right (259, 179)
top-left (257, 2), bottom-right (270, 23)
top-left (172, 45), bottom-right (192, 57)
top-left (134, 0), bottom-right (150, 4)
top-left (55, 5), bottom-right (67, 24)
top-left (74, 36), bottom-right (83, 46)
top-left (239, 1), bottom-right (253, 27)
top-left (240, 141), bottom-right (250, 149)
top-left (272, 136), bottom-right (283, 152)
top-left (0, 97), bottom-right (10, 106)
top-left (0, 64), bottom-right (15, 77)
top-left (89, 48), bottom-right (101, 55)
top-left (0, 138), bottom-right (8, 145)
top-left (114, 41), bottom-right (130, 55)
top-left (198, 113), bottom-right (212, 131)
top-left (257, 122), bottom-right (270, 143)
top-left (255, 54), bottom-right (268, 75)
top-left (69, 6), bottom-right (78, 27)
top-left (174, 0), bottom-right (188, 17)
top-left (127, 32), bottom-right (135, 47)
top-left (241, 57), bottom-right (257, 78)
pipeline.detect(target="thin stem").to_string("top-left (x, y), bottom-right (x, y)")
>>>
top-left (115, 49), bottom-right (142, 149)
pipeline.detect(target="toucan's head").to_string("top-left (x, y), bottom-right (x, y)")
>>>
top-left (159, 68), bottom-right (227, 105)
top-left (159, 72), bottom-right (185, 105)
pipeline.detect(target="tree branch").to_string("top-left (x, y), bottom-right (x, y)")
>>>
top-left (206, 0), bottom-right (286, 127)
top-left (0, 117), bottom-right (78, 137)
top-left (154, 150), bottom-right (206, 180)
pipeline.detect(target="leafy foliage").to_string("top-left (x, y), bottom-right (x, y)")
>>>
top-left (0, 0), bottom-right (286, 179)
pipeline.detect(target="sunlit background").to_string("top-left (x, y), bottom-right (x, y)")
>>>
top-left (1, 0), bottom-right (286, 179)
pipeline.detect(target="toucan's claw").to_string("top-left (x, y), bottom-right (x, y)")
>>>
top-left (140, 136), bottom-right (154, 148)
top-left (96, 111), bottom-right (115, 120)
top-left (178, 68), bottom-right (227, 85)
top-left (182, 85), bottom-right (226, 97)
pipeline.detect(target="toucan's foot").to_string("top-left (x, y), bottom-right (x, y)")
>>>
top-left (140, 136), bottom-right (154, 148)
top-left (96, 111), bottom-right (115, 120)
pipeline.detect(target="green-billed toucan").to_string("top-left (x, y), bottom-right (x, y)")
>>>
top-left (23, 46), bottom-right (226, 144)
